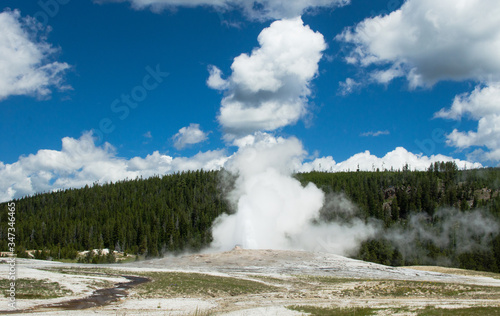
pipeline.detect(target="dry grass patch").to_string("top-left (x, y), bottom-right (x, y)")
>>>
top-left (340, 280), bottom-right (500, 299)
top-left (417, 306), bottom-right (500, 315)
top-left (133, 271), bottom-right (279, 298)
top-left (288, 305), bottom-right (379, 315)
top-left (0, 278), bottom-right (72, 299)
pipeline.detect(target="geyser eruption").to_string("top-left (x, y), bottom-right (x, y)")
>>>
top-left (212, 135), bottom-right (323, 249)
top-left (206, 15), bottom-right (497, 259)
top-left (208, 17), bottom-right (378, 254)
top-left (211, 134), bottom-right (378, 253)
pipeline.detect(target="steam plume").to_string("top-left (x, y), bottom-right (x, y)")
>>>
top-left (211, 134), bottom-right (378, 254)
top-left (209, 17), bottom-right (378, 255)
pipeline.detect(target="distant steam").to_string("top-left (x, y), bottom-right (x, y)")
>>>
top-left (386, 208), bottom-right (500, 265)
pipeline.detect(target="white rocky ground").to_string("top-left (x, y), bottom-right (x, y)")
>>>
top-left (134, 249), bottom-right (500, 286)
top-left (1, 249), bottom-right (499, 315)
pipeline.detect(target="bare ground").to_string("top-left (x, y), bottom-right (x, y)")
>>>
top-left (1, 249), bottom-right (500, 315)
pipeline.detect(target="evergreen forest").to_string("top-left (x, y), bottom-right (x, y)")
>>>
top-left (1, 163), bottom-right (499, 272)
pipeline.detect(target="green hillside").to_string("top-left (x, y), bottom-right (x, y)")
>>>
top-left (0, 170), bottom-right (230, 260)
top-left (297, 163), bottom-right (500, 272)
top-left (1, 164), bottom-right (499, 272)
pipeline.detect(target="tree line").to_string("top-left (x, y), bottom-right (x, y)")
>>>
top-left (1, 163), bottom-right (499, 272)
top-left (297, 162), bottom-right (500, 272)
top-left (0, 170), bottom-right (229, 260)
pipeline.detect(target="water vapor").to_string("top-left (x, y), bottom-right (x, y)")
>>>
top-left (386, 208), bottom-right (500, 265)
top-left (211, 134), bottom-right (378, 254)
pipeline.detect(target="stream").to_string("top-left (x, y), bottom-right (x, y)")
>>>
top-left (0, 274), bottom-right (150, 314)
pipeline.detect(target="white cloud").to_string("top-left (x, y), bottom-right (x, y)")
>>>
top-left (0, 10), bottom-right (70, 101)
top-left (300, 147), bottom-right (482, 173)
top-left (236, 0), bottom-right (350, 20)
top-left (337, 1), bottom-right (500, 162)
top-left (446, 116), bottom-right (500, 161)
top-left (338, 77), bottom-right (361, 95)
top-left (436, 83), bottom-right (500, 121)
top-left (337, 0), bottom-right (500, 88)
top-left (435, 83), bottom-right (500, 162)
top-left (206, 65), bottom-right (229, 90)
top-left (210, 17), bottom-right (326, 137)
top-left (172, 123), bottom-right (209, 150)
top-left (0, 132), bottom-right (227, 202)
top-left (360, 130), bottom-right (389, 137)
top-left (230, 133), bottom-right (481, 173)
top-left (143, 131), bottom-right (153, 138)
top-left (95, 0), bottom-right (350, 20)
top-left (0, 132), bottom-right (482, 203)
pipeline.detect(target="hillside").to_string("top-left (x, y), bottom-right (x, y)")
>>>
top-left (0, 170), bottom-right (230, 259)
top-left (1, 164), bottom-right (500, 272)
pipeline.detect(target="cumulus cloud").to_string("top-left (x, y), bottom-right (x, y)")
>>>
top-left (210, 17), bottom-right (326, 137)
top-left (232, 0), bottom-right (350, 21)
top-left (172, 123), bottom-right (209, 150)
top-left (300, 147), bottom-right (482, 173)
top-left (95, 0), bottom-right (350, 20)
top-left (228, 134), bottom-right (481, 173)
top-left (435, 83), bottom-right (500, 162)
top-left (435, 83), bottom-right (500, 121)
top-left (337, 0), bottom-right (500, 162)
top-left (0, 9), bottom-right (70, 101)
top-left (0, 132), bottom-right (228, 202)
top-left (447, 117), bottom-right (500, 161)
top-left (206, 65), bottom-right (229, 90)
top-left (337, 0), bottom-right (500, 88)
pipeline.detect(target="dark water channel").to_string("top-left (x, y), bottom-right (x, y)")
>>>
top-left (1, 274), bottom-right (150, 314)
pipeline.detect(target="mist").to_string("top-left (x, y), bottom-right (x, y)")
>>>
top-left (385, 208), bottom-right (500, 265)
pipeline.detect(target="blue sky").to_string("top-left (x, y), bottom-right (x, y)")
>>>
top-left (1, 0), bottom-right (499, 201)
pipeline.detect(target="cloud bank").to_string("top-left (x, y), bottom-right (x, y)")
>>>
top-left (299, 147), bottom-right (482, 173)
top-left (0, 10), bottom-right (70, 101)
top-left (208, 17), bottom-right (326, 137)
top-left (0, 133), bottom-right (481, 203)
top-left (0, 132), bottom-right (228, 203)
top-left (95, 0), bottom-right (350, 20)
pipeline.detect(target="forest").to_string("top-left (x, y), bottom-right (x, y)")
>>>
top-left (1, 163), bottom-right (499, 272)
top-left (296, 162), bottom-right (500, 273)
top-left (0, 170), bottom-right (230, 260)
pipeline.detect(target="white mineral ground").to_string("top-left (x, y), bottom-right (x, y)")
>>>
top-left (1, 249), bottom-right (500, 315)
